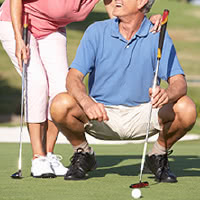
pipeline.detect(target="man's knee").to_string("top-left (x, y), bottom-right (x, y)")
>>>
top-left (50, 92), bottom-right (75, 123)
top-left (174, 96), bottom-right (197, 130)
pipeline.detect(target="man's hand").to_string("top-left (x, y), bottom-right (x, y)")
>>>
top-left (82, 98), bottom-right (109, 122)
top-left (149, 86), bottom-right (169, 108)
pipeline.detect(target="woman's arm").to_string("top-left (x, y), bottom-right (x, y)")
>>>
top-left (10, 0), bottom-right (23, 40)
top-left (149, 14), bottom-right (162, 33)
top-left (10, 0), bottom-right (28, 70)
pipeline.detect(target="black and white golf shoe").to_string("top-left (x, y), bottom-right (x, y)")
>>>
top-left (145, 152), bottom-right (177, 183)
top-left (64, 148), bottom-right (97, 180)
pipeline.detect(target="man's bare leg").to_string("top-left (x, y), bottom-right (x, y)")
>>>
top-left (146, 96), bottom-right (196, 182)
top-left (50, 92), bottom-right (96, 180)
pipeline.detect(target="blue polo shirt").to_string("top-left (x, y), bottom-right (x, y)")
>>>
top-left (70, 17), bottom-right (184, 106)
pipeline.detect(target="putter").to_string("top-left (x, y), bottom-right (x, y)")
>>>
top-left (130, 9), bottom-right (169, 188)
top-left (11, 13), bottom-right (29, 179)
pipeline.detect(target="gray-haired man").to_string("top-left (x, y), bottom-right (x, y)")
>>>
top-left (51, 0), bottom-right (196, 182)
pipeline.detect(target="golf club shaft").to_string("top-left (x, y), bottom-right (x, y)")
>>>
top-left (139, 9), bottom-right (169, 182)
top-left (139, 60), bottom-right (160, 182)
top-left (18, 13), bottom-right (29, 171)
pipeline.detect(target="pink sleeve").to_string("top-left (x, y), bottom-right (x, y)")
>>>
top-left (0, 0), bottom-right (12, 21)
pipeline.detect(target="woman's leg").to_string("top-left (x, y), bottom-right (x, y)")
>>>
top-left (37, 30), bottom-right (69, 176)
top-left (0, 21), bottom-right (55, 178)
top-left (28, 122), bottom-right (46, 157)
top-left (45, 120), bottom-right (58, 153)
top-left (38, 30), bottom-right (68, 147)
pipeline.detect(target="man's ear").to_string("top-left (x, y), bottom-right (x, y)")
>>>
top-left (137, 0), bottom-right (148, 10)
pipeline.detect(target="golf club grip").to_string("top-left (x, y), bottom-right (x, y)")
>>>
top-left (22, 13), bottom-right (28, 46)
top-left (157, 9), bottom-right (169, 60)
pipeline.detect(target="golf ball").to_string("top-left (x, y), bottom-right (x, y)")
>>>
top-left (131, 189), bottom-right (141, 199)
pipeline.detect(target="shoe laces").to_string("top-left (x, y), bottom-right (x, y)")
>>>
top-left (70, 148), bottom-right (87, 168)
top-left (47, 153), bottom-right (64, 168)
top-left (159, 150), bottom-right (173, 166)
top-left (157, 150), bottom-right (173, 178)
top-left (49, 153), bottom-right (63, 161)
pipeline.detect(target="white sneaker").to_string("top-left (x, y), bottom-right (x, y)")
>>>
top-left (47, 152), bottom-right (68, 176)
top-left (31, 155), bottom-right (56, 178)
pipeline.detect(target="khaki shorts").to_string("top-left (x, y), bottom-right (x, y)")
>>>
top-left (84, 103), bottom-right (161, 140)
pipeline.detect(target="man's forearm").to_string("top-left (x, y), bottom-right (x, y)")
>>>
top-left (66, 70), bottom-right (93, 109)
top-left (166, 75), bottom-right (187, 103)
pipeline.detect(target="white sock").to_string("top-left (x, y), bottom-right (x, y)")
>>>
top-left (148, 141), bottom-right (167, 156)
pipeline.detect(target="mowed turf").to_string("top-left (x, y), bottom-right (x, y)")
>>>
top-left (0, 141), bottom-right (199, 200)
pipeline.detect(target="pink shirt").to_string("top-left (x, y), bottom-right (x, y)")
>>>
top-left (0, 0), bottom-right (99, 39)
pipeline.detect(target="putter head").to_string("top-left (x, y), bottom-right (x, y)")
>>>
top-left (130, 181), bottom-right (149, 188)
top-left (11, 170), bottom-right (23, 179)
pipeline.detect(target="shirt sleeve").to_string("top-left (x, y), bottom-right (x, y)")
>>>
top-left (70, 23), bottom-right (97, 77)
top-left (158, 31), bottom-right (184, 82)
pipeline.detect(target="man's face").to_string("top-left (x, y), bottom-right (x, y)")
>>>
top-left (112, 0), bottom-right (139, 17)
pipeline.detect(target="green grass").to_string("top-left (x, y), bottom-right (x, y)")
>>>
top-left (0, 141), bottom-right (200, 200)
top-left (188, 117), bottom-right (200, 134)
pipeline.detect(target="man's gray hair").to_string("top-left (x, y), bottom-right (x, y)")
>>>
top-left (142, 0), bottom-right (155, 14)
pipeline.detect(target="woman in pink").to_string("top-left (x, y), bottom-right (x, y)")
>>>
top-left (0, 0), bottom-right (161, 178)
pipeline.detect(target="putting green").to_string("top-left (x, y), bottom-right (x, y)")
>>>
top-left (0, 141), bottom-right (199, 200)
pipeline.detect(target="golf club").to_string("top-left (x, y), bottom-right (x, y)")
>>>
top-left (11, 13), bottom-right (29, 179)
top-left (130, 9), bottom-right (169, 189)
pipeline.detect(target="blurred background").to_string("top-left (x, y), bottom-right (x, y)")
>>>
top-left (0, 0), bottom-right (199, 133)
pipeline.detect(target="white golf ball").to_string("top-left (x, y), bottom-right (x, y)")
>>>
top-left (131, 189), bottom-right (142, 199)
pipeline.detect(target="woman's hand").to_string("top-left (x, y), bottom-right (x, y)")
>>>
top-left (149, 14), bottom-right (162, 33)
top-left (15, 36), bottom-right (30, 72)
top-left (10, 0), bottom-right (30, 72)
